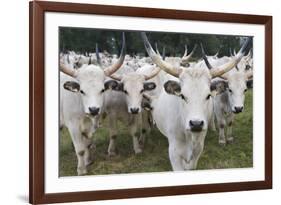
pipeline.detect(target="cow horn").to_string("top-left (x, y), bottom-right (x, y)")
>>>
top-left (200, 43), bottom-right (213, 70)
top-left (67, 54), bottom-right (70, 64)
top-left (108, 73), bottom-right (122, 81)
top-left (229, 48), bottom-right (234, 57)
top-left (104, 32), bottom-right (126, 76)
top-left (141, 32), bottom-right (181, 78)
top-left (60, 63), bottom-right (77, 77)
top-left (162, 46), bottom-right (166, 60)
top-left (181, 44), bottom-right (197, 63)
top-left (214, 47), bottom-right (220, 58)
top-left (96, 43), bottom-right (102, 66)
top-left (155, 43), bottom-right (161, 55)
top-left (144, 65), bottom-right (161, 80)
top-left (210, 37), bottom-right (251, 78)
top-left (234, 48), bottom-right (237, 56)
top-left (245, 48), bottom-right (253, 59)
top-left (182, 45), bottom-right (188, 58)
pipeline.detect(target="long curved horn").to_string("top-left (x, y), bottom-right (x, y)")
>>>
top-left (229, 48), bottom-right (234, 57)
top-left (210, 37), bottom-right (251, 78)
top-left (141, 32), bottom-right (181, 78)
top-left (60, 63), bottom-right (77, 77)
top-left (108, 73), bottom-right (122, 81)
top-left (96, 43), bottom-right (102, 66)
top-left (214, 47), bottom-right (220, 58)
top-left (245, 48), bottom-right (253, 60)
top-left (144, 66), bottom-right (161, 80)
top-left (162, 47), bottom-right (166, 60)
top-left (200, 43), bottom-right (213, 70)
top-left (104, 32), bottom-right (126, 76)
top-left (181, 44), bottom-right (197, 63)
top-left (182, 45), bottom-right (188, 58)
top-left (155, 43), bottom-right (161, 55)
top-left (67, 54), bottom-right (70, 64)
top-left (234, 48), bottom-right (237, 56)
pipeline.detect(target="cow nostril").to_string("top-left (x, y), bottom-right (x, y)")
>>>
top-left (189, 120), bottom-right (204, 132)
top-left (130, 108), bottom-right (139, 114)
top-left (234, 106), bottom-right (243, 113)
top-left (88, 107), bottom-right (100, 116)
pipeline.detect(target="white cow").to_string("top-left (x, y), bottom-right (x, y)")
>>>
top-left (203, 49), bottom-right (253, 145)
top-left (101, 62), bottom-right (161, 156)
top-left (59, 33), bottom-right (126, 175)
top-left (141, 32), bottom-right (250, 170)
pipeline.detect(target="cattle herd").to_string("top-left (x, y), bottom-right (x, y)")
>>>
top-left (59, 32), bottom-right (253, 175)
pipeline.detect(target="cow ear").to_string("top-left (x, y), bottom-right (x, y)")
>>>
top-left (104, 80), bottom-right (119, 91)
top-left (164, 80), bottom-right (181, 96)
top-left (143, 82), bottom-right (156, 91)
top-left (63, 81), bottom-right (80, 92)
top-left (210, 80), bottom-right (228, 93)
top-left (245, 65), bottom-right (251, 71)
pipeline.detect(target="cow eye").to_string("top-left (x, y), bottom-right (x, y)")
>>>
top-left (244, 89), bottom-right (247, 93)
top-left (206, 94), bottom-right (211, 100)
top-left (80, 90), bottom-right (85, 95)
top-left (101, 89), bottom-right (105, 93)
top-left (180, 94), bottom-right (187, 102)
top-left (140, 89), bottom-right (144, 93)
top-left (229, 89), bottom-right (233, 93)
top-left (124, 90), bottom-right (128, 94)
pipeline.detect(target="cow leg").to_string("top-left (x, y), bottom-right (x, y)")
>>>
top-left (214, 101), bottom-right (226, 145)
top-left (67, 124), bottom-right (88, 175)
top-left (107, 113), bottom-right (118, 157)
top-left (168, 141), bottom-right (184, 171)
top-left (83, 137), bottom-right (94, 167)
top-left (139, 110), bottom-right (152, 149)
top-left (209, 113), bottom-right (217, 132)
top-left (226, 114), bottom-right (235, 143)
top-left (191, 133), bottom-right (206, 169)
top-left (80, 116), bottom-right (97, 166)
top-left (130, 115), bottom-right (143, 154)
top-left (218, 121), bottom-right (226, 145)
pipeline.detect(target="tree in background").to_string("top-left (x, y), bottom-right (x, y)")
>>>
top-left (59, 27), bottom-right (252, 59)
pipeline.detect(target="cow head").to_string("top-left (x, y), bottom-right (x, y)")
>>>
top-left (163, 67), bottom-right (212, 132)
top-left (60, 33), bottom-right (126, 117)
top-left (109, 64), bottom-right (159, 114)
top-left (219, 55), bottom-right (253, 114)
top-left (141, 32), bottom-right (250, 132)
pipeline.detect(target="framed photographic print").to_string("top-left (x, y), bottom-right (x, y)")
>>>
top-left (29, 1), bottom-right (272, 204)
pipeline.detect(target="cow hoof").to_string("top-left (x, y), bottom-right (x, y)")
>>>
top-left (219, 140), bottom-right (226, 146)
top-left (134, 148), bottom-right (143, 154)
top-left (227, 137), bottom-right (234, 143)
top-left (77, 167), bottom-right (88, 176)
top-left (108, 151), bottom-right (117, 157)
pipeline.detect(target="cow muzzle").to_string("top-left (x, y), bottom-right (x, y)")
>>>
top-left (233, 106), bottom-right (243, 114)
top-left (189, 120), bottom-right (204, 132)
top-left (88, 107), bottom-right (100, 116)
top-left (130, 107), bottom-right (140, 114)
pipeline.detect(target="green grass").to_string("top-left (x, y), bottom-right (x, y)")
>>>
top-left (59, 90), bottom-right (253, 176)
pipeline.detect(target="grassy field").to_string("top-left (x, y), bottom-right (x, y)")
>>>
top-left (59, 90), bottom-right (253, 176)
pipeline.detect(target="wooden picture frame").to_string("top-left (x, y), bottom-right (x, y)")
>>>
top-left (29, 1), bottom-right (272, 204)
